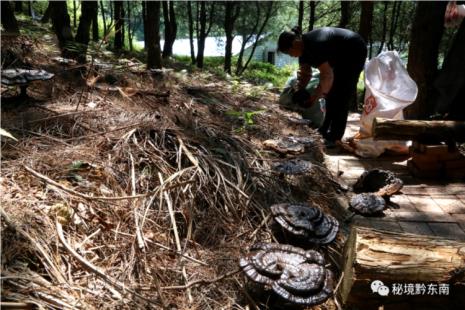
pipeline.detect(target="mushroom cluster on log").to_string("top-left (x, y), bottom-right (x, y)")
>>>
top-left (271, 203), bottom-right (339, 245)
top-left (1, 68), bottom-right (54, 97)
top-left (353, 169), bottom-right (403, 196)
top-left (349, 193), bottom-right (386, 215)
top-left (272, 159), bottom-right (313, 175)
top-left (239, 243), bottom-right (334, 306)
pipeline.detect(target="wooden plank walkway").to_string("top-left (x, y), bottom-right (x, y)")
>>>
top-left (325, 113), bottom-right (465, 240)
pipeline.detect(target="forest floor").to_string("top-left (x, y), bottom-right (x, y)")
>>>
top-left (1, 20), bottom-right (345, 309)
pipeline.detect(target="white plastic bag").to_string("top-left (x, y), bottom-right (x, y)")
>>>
top-left (354, 51), bottom-right (417, 158)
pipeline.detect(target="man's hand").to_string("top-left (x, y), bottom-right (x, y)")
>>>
top-left (292, 89), bottom-right (311, 107)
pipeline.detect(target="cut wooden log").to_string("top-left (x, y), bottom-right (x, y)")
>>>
top-left (340, 226), bottom-right (465, 309)
top-left (372, 118), bottom-right (465, 142)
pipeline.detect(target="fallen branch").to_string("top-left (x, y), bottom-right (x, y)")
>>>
top-left (23, 165), bottom-right (147, 201)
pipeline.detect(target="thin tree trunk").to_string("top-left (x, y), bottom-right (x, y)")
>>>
top-left (298, 1), bottom-right (304, 31)
top-left (387, 2), bottom-right (401, 50)
top-left (127, 1), bottom-right (133, 51)
top-left (145, 1), bottom-right (162, 69)
top-left (358, 1), bottom-right (373, 43)
top-left (41, 2), bottom-right (51, 23)
top-left (308, 0), bottom-right (316, 31)
top-left (73, 0), bottom-right (77, 28)
top-left (100, 1), bottom-right (107, 37)
top-left (114, 1), bottom-right (124, 50)
top-left (92, 4), bottom-right (99, 42)
top-left (15, 1), bottom-right (22, 13)
top-left (196, 1), bottom-right (207, 68)
top-left (377, 1), bottom-right (389, 55)
top-left (338, 1), bottom-right (350, 28)
top-left (142, 1), bottom-right (148, 50)
top-left (187, 1), bottom-right (195, 64)
top-left (224, 1), bottom-right (240, 73)
top-left (239, 2), bottom-right (274, 75)
top-left (76, 1), bottom-right (97, 63)
top-left (162, 1), bottom-right (177, 58)
top-left (50, 1), bottom-right (74, 57)
top-left (405, 2), bottom-right (447, 119)
top-left (28, 1), bottom-right (33, 17)
top-left (1, 1), bottom-right (20, 34)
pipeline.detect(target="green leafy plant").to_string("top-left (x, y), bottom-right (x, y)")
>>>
top-left (226, 109), bottom-right (265, 131)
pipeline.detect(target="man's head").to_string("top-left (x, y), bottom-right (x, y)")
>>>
top-left (278, 26), bottom-right (304, 57)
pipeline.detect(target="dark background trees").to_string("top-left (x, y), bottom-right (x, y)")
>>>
top-left (4, 0), bottom-right (462, 119)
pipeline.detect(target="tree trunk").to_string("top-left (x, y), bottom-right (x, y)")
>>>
top-left (298, 1), bottom-right (304, 31)
top-left (187, 1), bottom-right (196, 64)
top-left (1, 1), bottom-right (20, 34)
top-left (27, 1), bottom-right (33, 17)
top-left (338, 1), bottom-right (350, 28)
top-left (433, 20), bottom-right (465, 120)
top-left (196, 2), bottom-right (214, 69)
top-left (73, 0), bottom-right (77, 28)
top-left (358, 1), bottom-right (373, 43)
top-left (114, 1), bottom-right (124, 51)
top-left (224, 1), bottom-right (240, 73)
top-left (372, 118), bottom-right (465, 143)
top-left (92, 3), bottom-right (99, 42)
top-left (162, 1), bottom-right (177, 58)
top-left (127, 1), bottom-right (133, 51)
top-left (145, 1), bottom-right (162, 69)
top-left (100, 1), bottom-right (107, 37)
top-left (15, 1), bottom-right (22, 13)
top-left (340, 226), bottom-right (465, 309)
top-left (308, 0), bottom-right (316, 31)
top-left (387, 1), bottom-right (401, 50)
top-left (377, 1), bottom-right (389, 55)
top-left (238, 2), bottom-right (274, 75)
top-left (75, 1), bottom-right (97, 63)
top-left (41, 2), bottom-right (51, 23)
top-left (50, 1), bottom-right (74, 57)
top-left (406, 2), bottom-right (447, 119)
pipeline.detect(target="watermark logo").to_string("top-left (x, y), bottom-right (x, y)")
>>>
top-left (371, 280), bottom-right (390, 296)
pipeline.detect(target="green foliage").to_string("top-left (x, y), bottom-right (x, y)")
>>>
top-left (225, 109), bottom-right (265, 131)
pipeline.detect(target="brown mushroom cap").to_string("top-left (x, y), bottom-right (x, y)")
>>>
top-left (239, 243), bottom-right (333, 306)
top-left (353, 169), bottom-right (403, 196)
top-left (263, 136), bottom-right (316, 155)
top-left (350, 193), bottom-right (386, 215)
top-left (1, 69), bottom-right (54, 85)
top-left (271, 203), bottom-right (339, 245)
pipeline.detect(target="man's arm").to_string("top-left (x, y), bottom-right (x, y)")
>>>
top-left (312, 62), bottom-right (334, 101)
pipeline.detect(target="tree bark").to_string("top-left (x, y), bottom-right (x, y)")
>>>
top-left (196, 2), bottom-right (215, 69)
top-left (41, 2), bottom-right (51, 23)
top-left (377, 1), bottom-right (389, 55)
top-left (50, 1), bottom-right (74, 57)
top-left (145, 1), bottom-right (162, 69)
top-left (73, 0), bottom-right (77, 28)
top-left (235, 9), bottom-right (260, 75)
top-left (224, 1), bottom-right (240, 73)
top-left (114, 1), bottom-right (124, 50)
top-left (387, 1), bottom-right (401, 50)
top-left (298, 1), bottom-right (304, 31)
top-left (238, 2), bottom-right (274, 75)
top-left (127, 1), bottom-right (133, 51)
top-left (358, 1), bottom-right (373, 43)
top-left (75, 1), bottom-right (97, 63)
top-left (338, 1), bottom-right (350, 28)
top-left (92, 3), bottom-right (99, 42)
top-left (187, 1), bottom-right (196, 64)
top-left (372, 118), bottom-right (465, 143)
top-left (406, 2), bottom-right (447, 119)
top-left (340, 226), bottom-right (465, 309)
top-left (1, 1), bottom-right (20, 34)
top-left (308, 0), bottom-right (316, 31)
top-left (162, 1), bottom-right (177, 58)
top-left (433, 20), bottom-right (465, 120)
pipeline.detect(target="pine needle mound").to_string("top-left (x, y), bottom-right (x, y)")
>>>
top-left (1, 28), bottom-right (343, 310)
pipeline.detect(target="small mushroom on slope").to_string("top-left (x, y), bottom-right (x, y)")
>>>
top-left (350, 193), bottom-right (386, 215)
top-left (353, 169), bottom-right (403, 196)
top-left (263, 136), bottom-right (317, 155)
top-left (239, 243), bottom-right (334, 306)
top-left (1, 68), bottom-right (54, 97)
top-left (271, 203), bottom-right (339, 245)
top-left (272, 159), bottom-right (313, 175)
